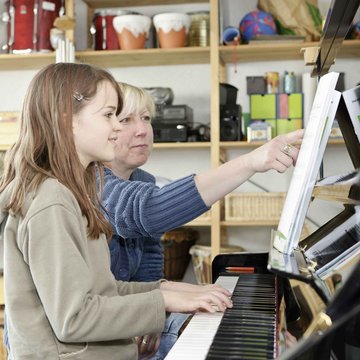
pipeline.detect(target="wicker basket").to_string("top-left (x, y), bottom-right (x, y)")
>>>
top-left (161, 227), bottom-right (199, 281)
top-left (225, 192), bottom-right (286, 222)
top-left (190, 245), bottom-right (243, 285)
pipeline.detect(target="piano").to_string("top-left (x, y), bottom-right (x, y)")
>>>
top-left (166, 1), bottom-right (360, 358)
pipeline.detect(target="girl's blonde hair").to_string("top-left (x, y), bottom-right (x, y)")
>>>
top-left (0, 63), bottom-right (123, 239)
top-left (118, 82), bottom-right (155, 118)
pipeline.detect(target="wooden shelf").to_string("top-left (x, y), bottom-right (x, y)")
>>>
top-left (76, 47), bottom-right (210, 67)
top-left (185, 220), bottom-right (211, 226)
top-left (153, 142), bottom-right (210, 149)
top-left (0, 52), bottom-right (56, 71)
top-left (82, 0), bottom-right (208, 7)
top-left (0, 40), bottom-right (357, 71)
top-left (220, 139), bottom-right (345, 149)
top-left (219, 40), bottom-right (360, 63)
top-left (221, 220), bottom-right (278, 226)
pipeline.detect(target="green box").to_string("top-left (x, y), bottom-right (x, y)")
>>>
top-left (250, 94), bottom-right (276, 120)
top-left (277, 118), bottom-right (303, 135)
top-left (287, 93), bottom-right (303, 118)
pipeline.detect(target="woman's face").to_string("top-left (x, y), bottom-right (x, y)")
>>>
top-left (72, 81), bottom-right (119, 168)
top-left (111, 107), bottom-right (154, 177)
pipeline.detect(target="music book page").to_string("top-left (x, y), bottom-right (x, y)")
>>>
top-left (273, 72), bottom-right (340, 254)
top-left (342, 85), bottom-right (360, 143)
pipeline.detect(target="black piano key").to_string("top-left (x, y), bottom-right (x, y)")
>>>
top-left (206, 273), bottom-right (277, 360)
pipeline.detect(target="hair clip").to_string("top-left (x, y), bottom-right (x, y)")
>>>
top-left (73, 91), bottom-right (84, 102)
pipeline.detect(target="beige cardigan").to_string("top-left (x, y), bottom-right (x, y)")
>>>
top-left (0, 178), bottom-right (166, 359)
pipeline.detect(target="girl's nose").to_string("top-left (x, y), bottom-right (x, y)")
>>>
top-left (112, 116), bottom-right (120, 130)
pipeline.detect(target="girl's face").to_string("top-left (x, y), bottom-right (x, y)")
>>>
top-left (72, 81), bottom-right (119, 168)
top-left (112, 107), bottom-right (154, 177)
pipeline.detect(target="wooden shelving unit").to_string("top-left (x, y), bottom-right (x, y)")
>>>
top-left (0, 0), bottom-right (358, 260)
top-left (0, 41), bottom-right (358, 71)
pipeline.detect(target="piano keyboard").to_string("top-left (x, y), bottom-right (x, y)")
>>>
top-left (165, 274), bottom-right (277, 360)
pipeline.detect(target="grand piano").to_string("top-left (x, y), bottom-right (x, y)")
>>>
top-left (165, 1), bottom-right (360, 358)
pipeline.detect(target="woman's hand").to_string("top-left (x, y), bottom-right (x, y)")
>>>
top-left (244, 129), bottom-right (304, 174)
top-left (194, 129), bottom-right (304, 207)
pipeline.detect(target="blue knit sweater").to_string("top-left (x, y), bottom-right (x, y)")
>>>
top-left (102, 167), bottom-right (209, 282)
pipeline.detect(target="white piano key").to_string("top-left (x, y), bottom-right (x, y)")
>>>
top-left (165, 276), bottom-right (238, 360)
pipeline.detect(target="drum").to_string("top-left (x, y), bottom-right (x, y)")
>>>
top-left (36, 0), bottom-right (63, 51)
top-left (6, 0), bottom-right (62, 54)
top-left (92, 9), bottom-right (136, 50)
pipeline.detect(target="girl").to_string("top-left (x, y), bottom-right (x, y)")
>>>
top-left (0, 63), bottom-right (232, 360)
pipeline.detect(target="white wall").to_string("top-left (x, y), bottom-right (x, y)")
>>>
top-left (0, 0), bottom-right (358, 256)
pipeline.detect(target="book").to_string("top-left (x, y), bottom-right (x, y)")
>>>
top-left (342, 85), bottom-right (360, 143)
top-left (303, 209), bottom-right (360, 279)
top-left (273, 72), bottom-right (340, 254)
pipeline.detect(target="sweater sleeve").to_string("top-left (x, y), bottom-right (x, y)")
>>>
top-left (21, 203), bottom-right (166, 343)
top-left (103, 168), bottom-right (209, 239)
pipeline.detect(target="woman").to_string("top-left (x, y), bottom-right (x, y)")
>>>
top-left (103, 83), bottom-right (304, 358)
top-left (0, 63), bottom-right (233, 360)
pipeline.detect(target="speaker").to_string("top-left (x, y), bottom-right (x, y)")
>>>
top-left (220, 104), bottom-right (242, 141)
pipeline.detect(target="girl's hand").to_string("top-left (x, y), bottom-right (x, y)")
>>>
top-left (160, 281), bottom-right (232, 298)
top-left (160, 288), bottom-right (233, 314)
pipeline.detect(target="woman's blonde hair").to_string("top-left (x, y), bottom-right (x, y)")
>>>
top-left (0, 63), bottom-right (123, 239)
top-left (118, 82), bottom-right (155, 118)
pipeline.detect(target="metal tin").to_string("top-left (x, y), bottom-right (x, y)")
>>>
top-left (187, 11), bottom-right (209, 47)
top-left (283, 71), bottom-right (296, 93)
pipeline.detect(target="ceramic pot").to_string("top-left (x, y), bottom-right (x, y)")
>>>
top-left (153, 13), bottom-right (191, 48)
top-left (113, 14), bottom-right (151, 50)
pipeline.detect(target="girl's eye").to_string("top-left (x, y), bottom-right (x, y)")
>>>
top-left (142, 116), bottom-right (151, 122)
top-left (119, 117), bottom-right (130, 123)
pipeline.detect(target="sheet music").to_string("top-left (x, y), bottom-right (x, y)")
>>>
top-left (273, 72), bottom-right (340, 254)
top-left (305, 209), bottom-right (360, 278)
top-left (342, 85), bottom-right (360, 143)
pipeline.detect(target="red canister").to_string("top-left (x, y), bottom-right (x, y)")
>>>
top-left (6, 0), bottom-right (62, 53)
top-left (92, 9), bottom-right (138, 50)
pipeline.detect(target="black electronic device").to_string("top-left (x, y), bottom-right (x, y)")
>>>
top-left (153, 104), bottom-right (193, 126)
top-left (220, 104), bottom-right (242, 141)
top-left (152, 123), bottom-right (188, 142)
top-left (152, 105), bottom-right (193, 142)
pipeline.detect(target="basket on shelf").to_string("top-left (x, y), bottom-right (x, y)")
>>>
top-left (161, 227), bottom-right (199, 281)
top-left (225, 192), bottom-right (286, 222)
top-left (189, 244), bottom-right (243, 285)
